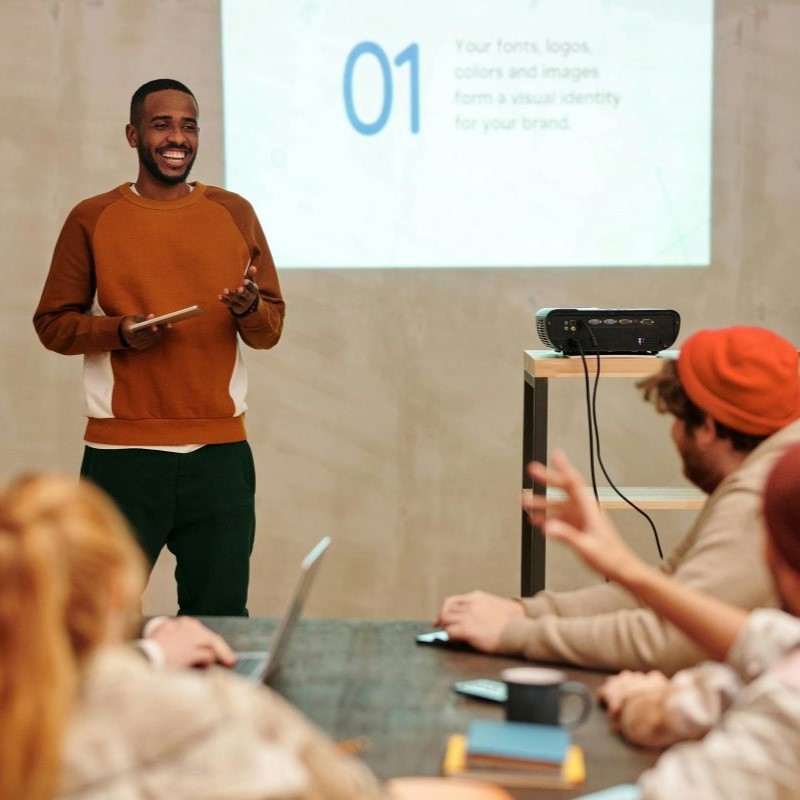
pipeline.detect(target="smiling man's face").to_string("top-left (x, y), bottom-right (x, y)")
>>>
top-left (127, 89), bottom-right (199, 187)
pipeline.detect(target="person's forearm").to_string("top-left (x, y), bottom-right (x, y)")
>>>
top-left (519, 581), bottom-right (639, 619)
top-left (616, 560), bottom-right (748, 662)
top-left (34, 308), bottom-right (128, 355)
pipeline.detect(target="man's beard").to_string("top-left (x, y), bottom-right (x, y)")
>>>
top-left (681, 445), bottom-right (724, 495)
top-left (138, 142), bottom-right (195, 185)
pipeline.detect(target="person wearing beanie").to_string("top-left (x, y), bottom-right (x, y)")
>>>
top-left (436, 325), bottom-right (800, 675)
top-left (524, 446), bottom-right (800, 800)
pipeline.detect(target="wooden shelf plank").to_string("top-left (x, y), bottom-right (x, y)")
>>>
top-left (523, 485), bottom-right (705, 510)
top-left (524, 350), bottom-right (678, 379)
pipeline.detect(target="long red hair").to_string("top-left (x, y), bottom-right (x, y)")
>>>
top-left (0, 475), bottom-right (146, 800)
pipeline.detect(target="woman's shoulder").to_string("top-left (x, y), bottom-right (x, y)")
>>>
top-left (59, 647), bottom-right (310, 798)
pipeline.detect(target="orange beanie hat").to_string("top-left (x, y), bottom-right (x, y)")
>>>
top-left (764, 443), bottom-right (800, 573)
top-left (677, 326), bottom-right (800, 436)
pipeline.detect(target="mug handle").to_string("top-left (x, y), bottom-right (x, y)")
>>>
top-left (558, 681), bottom-right (592, 729)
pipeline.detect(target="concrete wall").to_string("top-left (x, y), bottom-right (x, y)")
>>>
top-left (2, 0), bottom-right (798, 619)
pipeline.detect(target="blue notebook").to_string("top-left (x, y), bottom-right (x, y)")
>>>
top-left (466, 720), bottom-right (571, 767)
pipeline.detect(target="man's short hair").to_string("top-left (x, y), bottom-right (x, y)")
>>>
top-left (638, 360), bottom-right (768, 454)
top-left (130, 78), bottom-right (197, 126)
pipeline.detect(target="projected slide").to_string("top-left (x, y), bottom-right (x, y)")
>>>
top-left (221, 1), bottom-right (712, 268)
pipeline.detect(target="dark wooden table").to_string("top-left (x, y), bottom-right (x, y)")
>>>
top-left (201, 618), bottom-right (658, 799)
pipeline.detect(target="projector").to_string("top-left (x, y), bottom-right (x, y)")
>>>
top-left (536, 308), bottom-right (680, 355)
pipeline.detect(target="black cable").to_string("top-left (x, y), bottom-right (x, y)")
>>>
top-left (577, 340), bottom-right (600, 504)
top-left (573, 324), bottom-right (664, 560)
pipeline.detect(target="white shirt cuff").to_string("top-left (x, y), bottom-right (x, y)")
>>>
top-left (135, 637), bottom-right (166, 668)
top-left (142, 615), bottom-right (170, 638)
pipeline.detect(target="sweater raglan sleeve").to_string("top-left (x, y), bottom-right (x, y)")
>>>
top-left (33, 201), bottom-right (127, 355)
top-left (225, 195), bottom-right (285, 350)
top-left (498, 486), bottom-right (778, 675)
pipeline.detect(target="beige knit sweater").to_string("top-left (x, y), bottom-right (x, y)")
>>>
top-left (57, 647), bottom-right (384, 800)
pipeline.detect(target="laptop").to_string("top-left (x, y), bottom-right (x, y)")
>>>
top-left (233, 536), bottom-right (331, 684)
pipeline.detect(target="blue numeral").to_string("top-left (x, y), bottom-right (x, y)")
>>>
top-left (394, 43), bottom-right (420, 134)
top-left (344, 41), bottom-right (420, 135)
top-left (343, 42), bottom-right (393, 136)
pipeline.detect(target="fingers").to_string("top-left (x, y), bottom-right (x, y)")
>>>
top-left (206, 630), bottom-right (236, 667)
top-left (597, 670), bottom-right (660, 719)
top-left (551, 449), bottom-right (594, 508)
top-left (189, 639), bottom-right (235, 668)
top-left (597, 678), bottom-right (626, 718)
top-left (218, 281), bottom-right (258, 313)
top-left (435, 593), bottom-right (469, 627)
top-left (219, 263), bottom-right (259, 312)
top-left (440, 619), bottom-right (467, 642)
top-left (521, 493), bottom-right (567, 526)
top-left (436, 593), bottom-right (484, 632)
top-left (178, 618), bottom-right (235, 665)
top-left (120, 315), bottom-right (165, 350)
top-left (150, 617), bottom-right (236, 668)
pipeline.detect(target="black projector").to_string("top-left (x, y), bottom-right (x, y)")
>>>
top-left (536, 308), bottom-right (680, 355)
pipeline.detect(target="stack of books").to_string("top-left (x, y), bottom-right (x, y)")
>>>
top-left (442, 719), bottom-right (585, 789)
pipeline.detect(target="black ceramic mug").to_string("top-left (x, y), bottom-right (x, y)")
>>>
top-left (502, 667), bottom-right (592, 728)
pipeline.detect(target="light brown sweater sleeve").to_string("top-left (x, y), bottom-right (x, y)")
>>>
top-left (519, 580), bottom-right (639, 618)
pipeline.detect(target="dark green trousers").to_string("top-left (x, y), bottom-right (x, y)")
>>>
top-left (80, 442), bottom-right (255, 616)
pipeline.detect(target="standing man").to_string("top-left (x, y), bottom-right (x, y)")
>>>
top-left (34, 78), bottom-right (285, 616)
top-left (436, 326), bottom-right (800, 674)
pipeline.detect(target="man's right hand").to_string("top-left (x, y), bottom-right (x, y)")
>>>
top-left (434, 590), bottom-right (525, 652)
top-left (148, 617), bottom-right (237, 668)
top-left (120, 314), bottom-right (165, 350)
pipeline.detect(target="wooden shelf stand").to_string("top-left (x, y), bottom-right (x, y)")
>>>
top-left (521, 350), bottom-right (690, 595)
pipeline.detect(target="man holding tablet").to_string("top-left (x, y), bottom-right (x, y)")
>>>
top-left (34, 78), bottom-right (285, 616)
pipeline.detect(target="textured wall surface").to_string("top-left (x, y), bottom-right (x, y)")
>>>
top-left (2, 1), bottom-right (798, 618)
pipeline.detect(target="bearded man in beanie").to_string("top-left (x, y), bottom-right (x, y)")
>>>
top-left (436, 326), bottom-right (800, 675)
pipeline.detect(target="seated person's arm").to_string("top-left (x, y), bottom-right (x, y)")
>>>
top-left (525, 451), bottom-right (749, 663)
top-left (600, 662), bottom-right (743, 749)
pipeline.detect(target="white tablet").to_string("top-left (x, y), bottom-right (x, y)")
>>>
top-left (129, 305), bottom-right (204, 331)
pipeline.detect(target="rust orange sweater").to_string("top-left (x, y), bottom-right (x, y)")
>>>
top-left (34, 183), bottom-right (285, 445)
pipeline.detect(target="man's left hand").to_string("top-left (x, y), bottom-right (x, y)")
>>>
top-left (219, 264), bottom-right (259, 315)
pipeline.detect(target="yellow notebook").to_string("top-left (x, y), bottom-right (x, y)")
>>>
top-left (442, 734), bottom-right (585, 789)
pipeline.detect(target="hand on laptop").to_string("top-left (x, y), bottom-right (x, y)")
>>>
top-left (434, 590), bottom-right (525, 652)
top-left (148, 617), bottom-right (237, 668)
